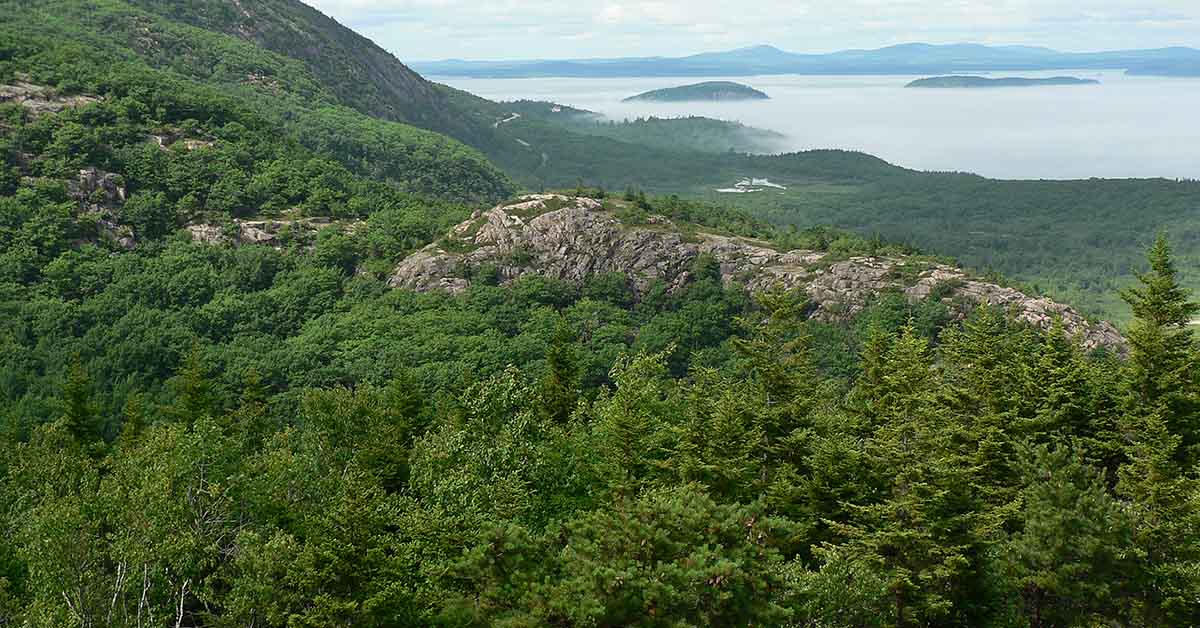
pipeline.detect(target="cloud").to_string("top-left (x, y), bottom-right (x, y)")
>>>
top-left (300, 0), bottom-right (1200, 60)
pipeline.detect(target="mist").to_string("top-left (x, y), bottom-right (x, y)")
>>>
top-left (436, 70), bottom-right (1200, 180)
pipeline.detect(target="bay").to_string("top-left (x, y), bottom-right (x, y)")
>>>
top-left (434, 71), bottom-right (1200, 180)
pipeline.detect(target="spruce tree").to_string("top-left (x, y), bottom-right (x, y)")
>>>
top-left (119, 391), bottom-right (148, 445)
top-left (540, 318), bottom-right (580, 422)
top-left (829, 325), bottom-right (986, 627)
top-left (855, 322), bottom-right (892, 408)
top-left (1029, 321), bottom-right (1094, 438)
top-left (60, 358), bottom-right (99, 447)
top-left (1121, 233), bottom-right (1199, 463)
top-left (165, 344), bottom-right (220, 427)
top-left (1002, 441), bottom-right (1133, 628)
top-left (731, 289), bottom-right (820, 445)
top-left (1116, 412), bottom-right (1200, 626)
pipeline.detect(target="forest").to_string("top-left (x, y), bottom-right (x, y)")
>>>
top-left (4, 206), bottom-right (1200, 625)
top-left (3, 0), bottom-right (1200, 626)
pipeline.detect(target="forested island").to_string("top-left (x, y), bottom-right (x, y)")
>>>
top-left (623, 81), bottom-right (770, 102)
top-left (907, 75), bottom-right (1101, 88)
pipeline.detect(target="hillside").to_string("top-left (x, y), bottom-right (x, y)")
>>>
top-left (907, 75), bottom-right (1100, 88)
top-left (0, 0), bottom-right (515, 204)
top-left (392, 194), bottom-right (1123, 351)
top-left (501, 103), bottom-right (787, 154)
top-left (121, 0), bottom-right (497, 146)
top-left (8, 0), bottom-right (1192, 324)
top-left (623, 81), bottom-right (770, 102)
top-left (709, 171), bottom-right (1200, 322)
top-left (5, 1), bottom-right (1200, 626)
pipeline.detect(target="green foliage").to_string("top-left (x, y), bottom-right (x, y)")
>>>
top-left (449, 485), bottom-right (792, 627)
top-left (3, 237), bottom-right (1200, 625)
top-left (4, 0), bottom-right (1200, 625)
top-left (1002, 441), bottom-right (1134, 628)
top-left (513, 107), bottom-right (786, 154)
top-left (720, 175), bottom-right (1200, 321)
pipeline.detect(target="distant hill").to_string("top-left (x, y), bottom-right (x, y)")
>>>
top-left (907, 76), bottom-right (1100, 88)
top-left (415, 43), bottom-right (1200, 78)
top-left (623, 82), bottom-right (769, 102)
top-left (4, 0), bottom-right (1200, 322)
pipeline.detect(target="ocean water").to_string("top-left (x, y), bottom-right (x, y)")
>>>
top-left (434, 71), bottom-right (1200, 181)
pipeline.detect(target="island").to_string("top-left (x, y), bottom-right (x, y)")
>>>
top-left (906, 75), bottom-right (1100, 88)
top-left (623, 81), bottom-right (769, 102)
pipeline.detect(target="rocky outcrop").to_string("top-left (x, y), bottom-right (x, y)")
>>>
top-left (70, 168), bottom-right (127, 209)
top-left (67, 168), bottom-right (135, 250)
top-left (149, 133), bottom-right (215, 151)
top-left (187, 217), bottom-right (358, 249)
top-left (390, 195), bottom-right (1126, 353)
top-left (0, 82), bottom-right (99, 114)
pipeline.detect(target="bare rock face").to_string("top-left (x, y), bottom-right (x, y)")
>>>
top-left (0, 82), bottom-right (99, 114)
top-left (70, 168), bottom-right (127, 209)
top-left (390, 195), bottom-right (1125, 353)
top-left (187, 217), bottom-right (357, 249)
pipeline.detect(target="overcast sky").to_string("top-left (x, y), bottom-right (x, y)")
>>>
top-left (301, 1), bottom-right (1200, 61)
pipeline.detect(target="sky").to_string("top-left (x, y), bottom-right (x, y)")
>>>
top-left (301, 0), bottom-right (1200, 61)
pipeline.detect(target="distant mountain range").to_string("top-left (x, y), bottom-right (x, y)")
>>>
top-left (414, 43), bottom-right (1200, 78)
top-left (905, 76), bottom-right (1100, 88)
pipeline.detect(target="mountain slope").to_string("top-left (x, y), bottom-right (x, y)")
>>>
top-left (6, 0), bottom-right (1200, 324)
top-left (121, 0), bottom-right (489, 144)
top-left (0, 0), bottom-right (515, 204)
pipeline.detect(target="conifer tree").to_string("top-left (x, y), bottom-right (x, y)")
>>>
top-left (60, 358), bottom-right (99, 447)
top-left (731, 291), bottom-right (825, 521)
top-left (592, 350), bottom-right (677, 494)
top-left (1002, 441), bottom-right (1133, 628)
top-left (940, 306), bottom-right (1040, 502)
top-left (848, 321), bottom-right (893, 420)
top-left (164, 344), bottom-right (220, 427)
top-left (731, 290), bottom-right (820, 445)
top-left (118, 391), bottom-right (148, 445)
top-left (1117, 412), bottom-right (1200, 626)
top-left (1028, 321), bottom-right (1094, 438)
top-left (669, 368), bottom-right (762, 501)
top-left (829, 325), bottom-right (987, 627)
top-left (228, 368), bottom-right (271, 450)
top-left (540, 318), bottom-right (580, 422)
top-left (1121, 233), bottom-right (1199, 461)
